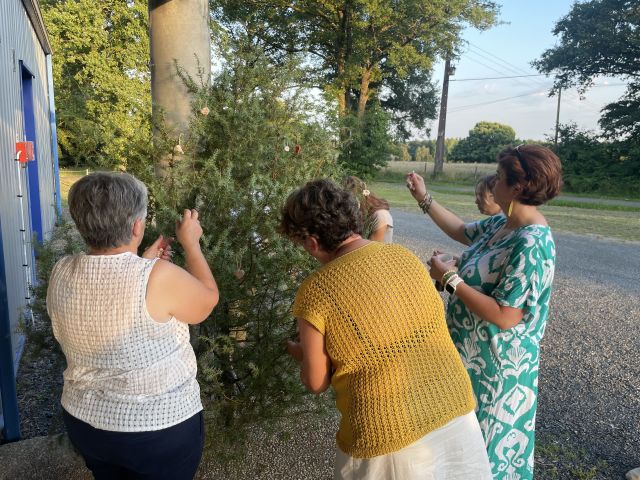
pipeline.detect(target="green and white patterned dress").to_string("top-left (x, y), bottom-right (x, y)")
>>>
top-left (447, 214), bottom-right (556, 480)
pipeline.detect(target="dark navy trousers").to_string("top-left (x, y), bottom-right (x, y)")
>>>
top-left (63, 409), bottom-right (204, 480)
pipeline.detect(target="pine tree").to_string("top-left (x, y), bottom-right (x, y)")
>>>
top-left (145, 37), bottom-right (339, 434)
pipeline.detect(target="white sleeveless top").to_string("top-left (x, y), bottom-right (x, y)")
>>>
top-left (372, 209), bottom-right (394, 243)
top-left (47, 252), bottom-right (202, 432)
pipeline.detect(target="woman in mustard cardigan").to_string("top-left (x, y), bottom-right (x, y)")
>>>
top-left (281, 179), bottom-right (492, 480)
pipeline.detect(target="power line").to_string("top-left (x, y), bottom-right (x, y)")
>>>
top-left (464, 52), bottom-right (519, 79)
top-left (451, 74), bottom-right (547, 82)
top-left (448, 90), bottom-right (546, 113)
top-left (462, 42), bottom-right (604, 109)
top-left (468, 42), bottom-right (538, 78)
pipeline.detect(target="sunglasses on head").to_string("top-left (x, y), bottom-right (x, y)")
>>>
top-left (514, 144), bottom-right (530, 179)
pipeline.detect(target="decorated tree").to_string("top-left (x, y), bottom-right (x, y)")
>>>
top-left (145, 37), bottom-right (339, 432)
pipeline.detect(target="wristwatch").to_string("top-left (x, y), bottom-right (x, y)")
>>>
top-left (445, 275), bottom-right (464, 294)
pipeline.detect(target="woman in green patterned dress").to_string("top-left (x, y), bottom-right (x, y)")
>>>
top-left (405, 144), bottom-right (563, 480)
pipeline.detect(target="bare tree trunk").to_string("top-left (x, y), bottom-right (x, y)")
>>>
top-left (148, 0), bottom-right (210, 178)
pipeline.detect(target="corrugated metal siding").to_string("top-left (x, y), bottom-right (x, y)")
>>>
top-left (0, 0), bottom-right (57, 409)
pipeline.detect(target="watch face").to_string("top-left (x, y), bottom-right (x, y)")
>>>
top-left (445, 283), bottom-right (455, 294)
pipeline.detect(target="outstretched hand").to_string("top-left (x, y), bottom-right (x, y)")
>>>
top-left (405, 172), bottom-right (427, 201)
top-left (176, 209), bottom-right (203, 250)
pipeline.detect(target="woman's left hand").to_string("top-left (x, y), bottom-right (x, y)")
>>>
top-left (142, 235), bottom-right (174, 261)
top-left (428, 254), bottom-right (451, 282)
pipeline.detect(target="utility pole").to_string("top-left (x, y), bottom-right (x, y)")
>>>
top-left (434, 57), bottom-right (453, 177)
top-left (554, 87), bottom-right (562, 147)
top-left (148, 0), bottom-right (210, 178)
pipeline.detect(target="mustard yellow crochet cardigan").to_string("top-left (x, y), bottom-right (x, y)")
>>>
top-left (293, 242), bottom-right (475, 458)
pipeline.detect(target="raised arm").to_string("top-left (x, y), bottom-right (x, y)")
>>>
top-left (146, 209), bottom-right (219, 324)
top-left (405, 172), bottom-right (470, 246)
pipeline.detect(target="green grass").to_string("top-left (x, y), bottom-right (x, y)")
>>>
top-left (536, 439), bottom-right (613, 480)
top-left (59, 168), bottom-right (89, 203)
top-left (547, 199), bottom-right (640, 212)
top-left (376, 161), bottom-right (640, 202)
top-left (371, 182), bottom-right (640, 242)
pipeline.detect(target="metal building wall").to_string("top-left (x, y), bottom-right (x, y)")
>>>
top-left (0, 0), bottom-right (57, 432)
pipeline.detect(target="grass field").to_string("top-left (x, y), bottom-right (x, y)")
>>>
top-left (376, 161), bottom-right (497, 185)
top-left (371, 182), bottom-right (640, 242)
top-left (59, 169), bottom-right (89, 203)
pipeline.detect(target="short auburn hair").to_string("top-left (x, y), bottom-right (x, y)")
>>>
top-left (280, 179), bottom-right (363, 252)
top-left (498, 144), bottom-right (563, 206)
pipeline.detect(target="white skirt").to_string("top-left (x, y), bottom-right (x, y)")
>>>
top-left (334, 411), bottom-right (492, 480)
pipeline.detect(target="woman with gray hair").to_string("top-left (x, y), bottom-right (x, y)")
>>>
top-left (47, 172), bottom-right (219, 479)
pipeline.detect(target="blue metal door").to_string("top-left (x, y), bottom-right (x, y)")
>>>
top-left (20, 62), bottom-right (43, 246)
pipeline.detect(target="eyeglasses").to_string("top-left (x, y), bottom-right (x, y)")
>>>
top-left (514, 144), bottom-right (530, 179)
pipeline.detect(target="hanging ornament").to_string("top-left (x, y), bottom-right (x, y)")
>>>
top-left (234, 254), bottom-right (245, 280)
top-left (200, 106), bottom-right (210, 116)
top-left (294, 144), bottom-right (301, 154)
top-left (173, 134), bottom-right (184, 155)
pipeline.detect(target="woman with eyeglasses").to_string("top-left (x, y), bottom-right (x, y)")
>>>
top-left (406, 144), bottom-right (563, 480)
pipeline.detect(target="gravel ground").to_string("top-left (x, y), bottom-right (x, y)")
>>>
top-left (13, 208), bottom-right (640, 479)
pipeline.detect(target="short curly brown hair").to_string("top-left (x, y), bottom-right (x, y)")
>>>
top-left (280, 179), bottom-right (363, 252)
top-left (498, 144), bottom-right (563, 206)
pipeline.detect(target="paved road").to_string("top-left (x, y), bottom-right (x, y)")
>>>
top-left (393, 208), bottom-right (640, 479)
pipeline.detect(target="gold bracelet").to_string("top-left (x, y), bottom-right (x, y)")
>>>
top-left (441, 269), bottom-right (457, 285)
top-left (418, 192), bottom-right (433, 214)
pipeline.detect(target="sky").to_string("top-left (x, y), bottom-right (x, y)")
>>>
top-left (428, 0), bottom-right (627, 141)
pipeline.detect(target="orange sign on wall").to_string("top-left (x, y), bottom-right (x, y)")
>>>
top-left (16, 142), bottom-right (35, 163)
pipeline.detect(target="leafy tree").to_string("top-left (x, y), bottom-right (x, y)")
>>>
top-left (415, 145), bottom-right (432, 163)
top-left (449, 121), bottom-right (516, 163)
top-left (444, 138), bottom-right (460, 159)
top-left (215, 0), bottom-right (499, 172)
top-left (552, 123), bottom-right (640, 195)
top-left (339, 104), bottom-right (392, 177)
top-left (147, 37), bottom-right (339, 432)
top-left (41, 0), bottom-right (151, 169)
top-left (533, 0), bottom-right (640, 139)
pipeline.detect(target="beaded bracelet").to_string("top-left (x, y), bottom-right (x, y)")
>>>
top-left (418, 192), bottom-right (433, 214)
top-left (441, 269), bottom-right (457, 285)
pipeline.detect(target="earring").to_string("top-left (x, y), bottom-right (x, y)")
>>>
top-left (508, 200), bottom-right (514, 217)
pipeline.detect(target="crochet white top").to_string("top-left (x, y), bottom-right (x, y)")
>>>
top-left (47, 252), bottom-right (202, 432)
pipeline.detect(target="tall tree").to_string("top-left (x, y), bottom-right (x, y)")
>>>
top-left (41, 0), bottom-right (151, 169)
top-left (533, 0), bottom-right (640, 139)
top-left (449, 121), bottom-right (516, 163)
top-left (214, 0), bottom-right (498, 136)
